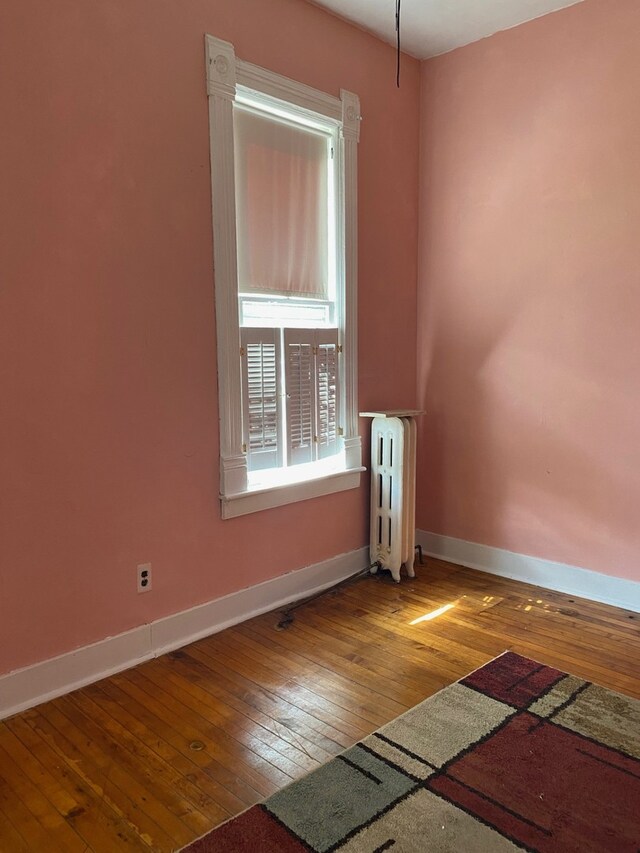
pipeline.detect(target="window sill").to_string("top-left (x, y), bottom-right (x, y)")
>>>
top-left (220, 463), bottom-right (365, 519)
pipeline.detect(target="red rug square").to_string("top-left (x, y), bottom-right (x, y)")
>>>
top-left (462, 651), bottom-right (565, 708)
top-left (431, 711), bottom-right (640, 852)
top-left (185, 805), bottom-right (308, 852)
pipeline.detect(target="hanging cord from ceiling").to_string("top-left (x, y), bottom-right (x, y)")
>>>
top-left (395, 0), bottom-right (402, 88)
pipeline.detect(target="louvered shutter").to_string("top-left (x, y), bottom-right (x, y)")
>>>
top-left (284, 328), bottom-right (340, 466)
top-left (284, 329), bottom-right (315, 466)
top-left (315, 329), bottom-right (339, 460)
top-left (240, 328), bottom-right (282, 471)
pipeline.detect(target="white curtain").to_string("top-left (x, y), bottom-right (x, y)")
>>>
top-left (234, 106), bottom-right (329, 300)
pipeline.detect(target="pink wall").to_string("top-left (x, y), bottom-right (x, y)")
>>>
top-left (417, 0), bottom-right (640, 581)
top-left (0, 0), bottom-right (420, 675)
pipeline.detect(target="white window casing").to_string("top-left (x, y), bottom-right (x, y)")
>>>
top-left (205, 35), bottom-right (363, 518)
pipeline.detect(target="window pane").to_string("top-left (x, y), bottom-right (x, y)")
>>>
top-left (234, 107), bottom-right (329, 300)
top-left (239, 297), bottom-right (331, 328)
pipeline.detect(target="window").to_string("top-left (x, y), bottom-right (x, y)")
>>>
top-left (205, 36), bottom-right (363, 518)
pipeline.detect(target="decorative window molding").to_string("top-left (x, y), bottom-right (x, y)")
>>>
top-left (205, 35), bottom-right (363, 519)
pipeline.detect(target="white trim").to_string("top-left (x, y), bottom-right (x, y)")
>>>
top-left (205, 35), bottom-right (248, 497)
top-left (416, 530), bottom-right (640, 613)
top-left (237, 60), bottom-right (342, 121)
top-left (339, 89), bottom-right (362, 465)
top-left (205, 36), bottom-right (362, 518)
top-left (222, 467), bottom-right (365, 519)
top-left (0, 546), bottom-right (370, 721)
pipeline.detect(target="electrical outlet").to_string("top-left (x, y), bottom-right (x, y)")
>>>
top-left (137, 563), bottom-right (152, 593)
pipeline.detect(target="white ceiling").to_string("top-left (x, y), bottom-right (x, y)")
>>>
top-left (309, 0), bottom-right (585, 59)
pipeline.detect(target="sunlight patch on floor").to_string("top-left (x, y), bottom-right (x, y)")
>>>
top-left (409, 602), bottom-right (456, 625)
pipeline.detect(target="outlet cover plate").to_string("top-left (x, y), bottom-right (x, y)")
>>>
top-left (137, 563), bottom-right (152, 594)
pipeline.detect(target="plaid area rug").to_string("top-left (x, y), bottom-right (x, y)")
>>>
top-left (181, 652), bottom-right (640, 852)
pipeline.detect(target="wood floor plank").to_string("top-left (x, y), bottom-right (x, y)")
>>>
top-left (0, 768), bottom-right (68, 853)
top-left (246, 616), bottom-right (431, 704)
top-left (0, 806), bottom-right (31, 853)
top-left (197, 631), bottom-right (366, 749)
top-left (24, 703), bottom-right (177, 850)
top-left (53, 693), bottom-right (208, 846)
top-left (121, 666), bottom-right (293, 793)
top-left (0, 723), bottom-right (80, 822)
top-left (5, 714), bottom-right (147, 852)
top-left (0, 743), bottom-right (86, 853)
top-left (173, 649), bottom-right (335, 770)
top-left (236, 622), bottom-right (412, 723)
top-left (211, 625), bottom-right (436, 728)
top-left (1, 559), bottom-right (638, 852)
top-left (168, 645), bottom-right (365, 751)
top-left (86, 680), bottom-right (258, 814)
top-left (223, 628), bottom-right (377, 738)
top-left (184, 638), bottom-right (400, 726)
top-left (69, 689), bottom-right (224, 834)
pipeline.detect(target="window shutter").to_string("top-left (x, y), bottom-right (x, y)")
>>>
top-left (315, 329), bottom-right (339, 460)
top-left (284, 328), bottom-right (340, 466)
top-left (241, 328), bottom-right (282, 471)
top-left (284, 329), bottom-right (316, 466)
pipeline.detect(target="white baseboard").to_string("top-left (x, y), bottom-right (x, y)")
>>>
top-left (417, 530), bottom-right (640, 613)
top-left (0, 546), bottom-right (369, 721)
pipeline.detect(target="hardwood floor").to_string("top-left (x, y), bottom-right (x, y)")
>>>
top-left (1, 558), bottom-right (638, 851)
